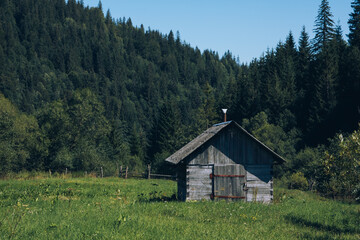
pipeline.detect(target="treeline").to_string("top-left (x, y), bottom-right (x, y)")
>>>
top-left (0, 0), bottom-right (359, 198)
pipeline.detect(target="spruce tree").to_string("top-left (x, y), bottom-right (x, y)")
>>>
top-left (307, 0), bottom-right (340, 143)
top-left (297, 26), bottom-right (312, 92)
top-left (313, 0), bottom-right (336, 53)
top-left (333, 23), bottom-right (347, 54)
top-left (196, 82), bottom-right (218, 129)
top-left (284, 31), bottom-right (297, 59)
top-left (272, 38), bottom-right (297, 120)
top-left (348, 0), bottom-right (360, 48)
top-left (296, 26), bottom-right (312, 130)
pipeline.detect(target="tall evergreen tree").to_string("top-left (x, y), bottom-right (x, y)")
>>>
top-left (196, 82), bottom-right (218, 130)
top-left (307, 0), bottom-right (340, 144)
top-left (296, 26), bottom-right (312, 130)
top-left (313, 0), bottom-right (336, 53)
top-left (333, 22), bottom-right (347, 54)
top-left (297, 26), bottom-right (312, 92)
top-left (348, 0), bottom-right (360, 48)
top-left (284, 31), bottom-right (297, 59)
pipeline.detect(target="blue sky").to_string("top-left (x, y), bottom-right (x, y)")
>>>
top-left (83, 0), bottom-right (353, 64)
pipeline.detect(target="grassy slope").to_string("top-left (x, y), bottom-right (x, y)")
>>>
top-left (0, 177), bottom-right (359, 240)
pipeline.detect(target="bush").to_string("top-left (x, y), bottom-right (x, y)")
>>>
top-left (319, 129), bottom-right (360, 199)
top-left (287, 172), bottom-right (309, 191)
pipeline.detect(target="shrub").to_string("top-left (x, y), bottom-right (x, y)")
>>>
top-left (319, 129), bottom-right (360, 199)
top-left (287, 172), bottom-right (309, 191)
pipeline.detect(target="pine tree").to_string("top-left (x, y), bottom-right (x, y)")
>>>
top-left (284, 31), bottom-right (297, 59)
top-left (156, 101), bottom-right (184, 153)
top-left (129, 123), bottom-right (146, 161)
top-left (313, 0), bottom-right (336, 53)
top-left (148, 100), bottom-right (185, 171)
top-left (272, 40), bottom-right (296, 117)
top-left (333, 23), bottom-right (347, 52)
top-left (348, 0), bottom-right (360, 48)
top-left (193, 82), bottom-right (219, 133)
top-left (296, 26), bottom-right (312, 130)
top-left (297, 26), bottom-right (312, 92)
top-left (305, 0), bottom-right (340, 144)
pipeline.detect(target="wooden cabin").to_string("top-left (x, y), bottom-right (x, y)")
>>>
top-left (165, 121), bottom-right (285, 203)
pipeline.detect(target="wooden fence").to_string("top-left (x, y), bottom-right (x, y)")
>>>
top-left (116, 165), bottom-right (175, 180)
top-left (50, 165), bottom-right (175, 180)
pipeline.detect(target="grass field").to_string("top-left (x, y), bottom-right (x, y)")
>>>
top-left (0, 176), bottom-right (359, 240)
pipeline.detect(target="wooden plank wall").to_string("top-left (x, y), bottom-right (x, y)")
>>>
top-left (187, 125), bottom-right (274, 167)
top-left (246, 165), bottom-right (273, 203)
top-left (186, 165), bottom-right (212, 201)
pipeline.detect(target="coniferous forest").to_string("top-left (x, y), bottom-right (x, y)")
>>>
top-left (0, 0), bottom-right (359, 199)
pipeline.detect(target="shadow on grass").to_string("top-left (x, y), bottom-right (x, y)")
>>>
top-left (297, 232), bottom-right (335, 240)
top-left (285, 214), bottom-right (360, 235)
top-left (137, 191), bottom-right (178, 202)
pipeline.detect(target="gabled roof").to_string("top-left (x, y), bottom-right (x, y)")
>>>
top-left (165, 121), bottom-right (286, 165)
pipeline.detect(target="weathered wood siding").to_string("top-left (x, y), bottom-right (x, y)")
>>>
top-left (186, 165), bottom-right (212, 201)
top-left (246, 165), bottom-right (273, 203)
top-left (187, 124), bottom-right (275, 166)
top-left (182, 124), bottom-right (274, 203)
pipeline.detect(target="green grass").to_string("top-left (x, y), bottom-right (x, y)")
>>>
top-left (0, 177), bottom-right (359, 239)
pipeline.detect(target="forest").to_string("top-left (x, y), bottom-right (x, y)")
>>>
top-left (0, 0), bottom-right (359, 200)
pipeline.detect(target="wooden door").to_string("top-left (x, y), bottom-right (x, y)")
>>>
top-left (212, 164), bottom-right (246, 201)
top-left (186, 165), bottom-right (213, 201)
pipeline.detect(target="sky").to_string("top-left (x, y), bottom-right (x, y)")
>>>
top-left (82, 0), bottom-right (353, 64)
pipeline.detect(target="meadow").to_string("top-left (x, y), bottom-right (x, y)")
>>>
top-left (0, 175), bottom-right (359, 240)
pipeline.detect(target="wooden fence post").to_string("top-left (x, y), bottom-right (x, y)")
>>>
top-left (147, 164), bottom-right (151, 179)
top-left (65, 168), bottom-right (68, 175)
top-left (116, 163), bottom-right (119, 177)
top-left (49, 169), bottom-right (52, 178)
top-left (125, 166), bottom-right (128, 179)
top-left (120, 165), bottom-right (122, 178)
top-left (101, 167), bottom-right (104, 178)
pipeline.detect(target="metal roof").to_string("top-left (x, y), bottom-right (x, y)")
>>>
top-left (165, 121), bottom-right (286, 165)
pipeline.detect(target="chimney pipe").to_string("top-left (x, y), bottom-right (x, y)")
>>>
top-left (222, 109), bottom-right (228, 122)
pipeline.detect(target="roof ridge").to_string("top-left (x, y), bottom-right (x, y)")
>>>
top-left (212, 120), bottom-right (232, 127)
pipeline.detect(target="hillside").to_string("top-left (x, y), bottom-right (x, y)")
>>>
top-left (0, 0), bottom-right (359, 198)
